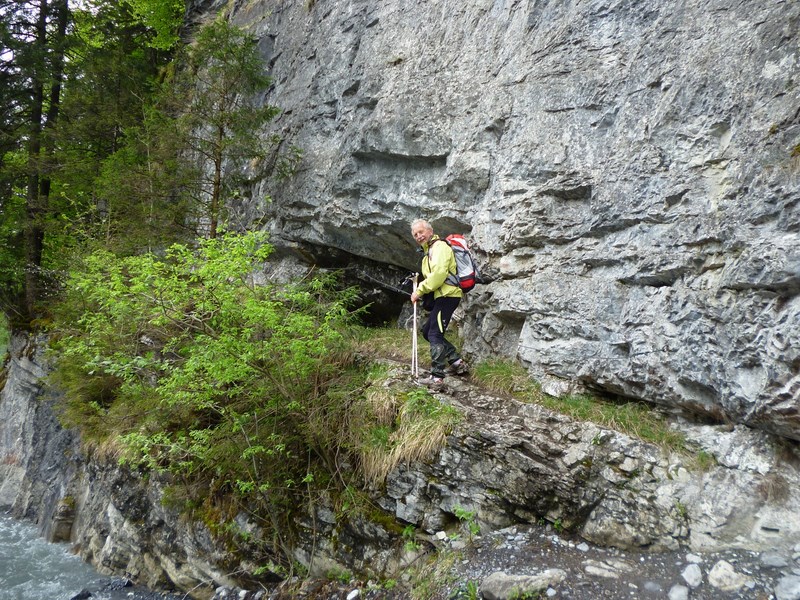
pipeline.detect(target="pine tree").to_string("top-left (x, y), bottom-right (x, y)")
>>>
top-left (164, 19), bottom-right (293, 239)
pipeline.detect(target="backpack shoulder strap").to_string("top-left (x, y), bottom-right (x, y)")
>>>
top-left (427, 238), bottom-right (457, 280)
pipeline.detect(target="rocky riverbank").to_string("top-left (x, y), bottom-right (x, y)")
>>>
top-left (210, 523), bottom-right (800, 599)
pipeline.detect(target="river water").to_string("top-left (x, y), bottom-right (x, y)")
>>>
top-left (0, 513), bottom-right (185, 600)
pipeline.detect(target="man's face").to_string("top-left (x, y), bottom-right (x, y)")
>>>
top-left (411, 224), bottom-right (433, 246)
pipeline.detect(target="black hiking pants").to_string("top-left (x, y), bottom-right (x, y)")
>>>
top-left (421, 296), bottom-right (462, 378)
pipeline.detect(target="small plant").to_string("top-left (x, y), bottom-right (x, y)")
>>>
top-left (454, 505), bottom-right (480, 538)
top-left (465, 580), bottom-right (480, 600)
top-left (690, 449), bottom-right (717, 472)
top-left (326, 567), bottom-right (352, 584)
top-left (591, 433), bottom-right (606, 446)
top-left (448, 578), bottom-right (481, 600)
top-left (403, 524), bottom-right (422, 552)
top-left (552, 518), bottom-right (564, 533)
top-left (509, 587), bottom-right (543, 600)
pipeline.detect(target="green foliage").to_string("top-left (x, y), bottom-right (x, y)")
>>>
top-left (164, 18), bottom-right (301, 238)
top-left (465, 580), bottom-right (480, 600)
top-left (508, 587), bottom-right (543, 600)
top-left (453, 505), bottom-right (480, 538)
top-left (122, 0), bottom-right (183, 49)
top-left (73, 0), bottom-right (182, 50)
top-left (1, 8), bottom-right (303, 324)
top-left (403, 524), bottom-right (421, 552)
top-left (0, 182), bottom-right (26, 315)
top-left (326, 567), bottom-right (352, 584)
top-left (49, 231), bottom-right (361, 565)
top-left (1, 0), bottom-right (179, 323)
top-left (0, 314), bottom-right (9, 356)
top-left (51, 2), bottom-right (179, 255)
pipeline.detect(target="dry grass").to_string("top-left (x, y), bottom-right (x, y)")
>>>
top-left (356, 383), bottom-right (461, 485)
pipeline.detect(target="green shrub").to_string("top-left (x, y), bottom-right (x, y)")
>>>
top-left (48, 231), bottom-right (362, 566)
top-left (0, 316), bottom-right (9, 357)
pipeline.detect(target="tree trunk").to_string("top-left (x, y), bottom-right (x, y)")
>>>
top-left (22, 0), bottom-right (68, 322)
top-left (23, 0), bottom-right (49, 321)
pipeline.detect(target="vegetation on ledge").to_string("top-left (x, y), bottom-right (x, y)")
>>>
top-left (47, 230), bottom-right (460, 578)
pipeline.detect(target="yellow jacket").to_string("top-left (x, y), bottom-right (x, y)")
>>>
top-left (417, 236), bottom-right (463, 299)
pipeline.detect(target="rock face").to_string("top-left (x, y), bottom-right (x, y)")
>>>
top-left (371, 376), bottom-right (800, 557)
top-left (0, 334), bottom-right (81, 539)
top-left (220, 0), bottom-right (800, 441)
top-left (2, 337), bottom-right (800, 597)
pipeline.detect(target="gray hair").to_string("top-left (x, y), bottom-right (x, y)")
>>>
top-left (410, 218), bottom-right (432, 231)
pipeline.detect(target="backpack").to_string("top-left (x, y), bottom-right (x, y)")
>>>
top-left (433, 234), bottom-right (481, 292)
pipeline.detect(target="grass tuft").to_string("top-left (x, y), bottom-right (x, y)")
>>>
top-left (473, 358), bottom-right (540, 397)
top-left (356, 384), bottom-right (461, 485)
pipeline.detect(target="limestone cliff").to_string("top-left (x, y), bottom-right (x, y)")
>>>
top-left (2, 0), bottom-right (800, 597)
top-left (213, 0), bottom-right (800, 441)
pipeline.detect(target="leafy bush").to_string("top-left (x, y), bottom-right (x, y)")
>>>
top-left (0, 316), bottom-right (9, 356)
top-left (49, 243), bottom-right (465, 573)
top-left (49, 231), bottom-right (361, 566)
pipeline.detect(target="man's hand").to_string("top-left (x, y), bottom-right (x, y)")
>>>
top-left (410, 291), bottom-right (419, 303)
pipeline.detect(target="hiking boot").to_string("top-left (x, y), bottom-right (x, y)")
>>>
top-left (448, 359), bottom-right (470, 376)
top-left (418, 375), bottom-right (445, 390)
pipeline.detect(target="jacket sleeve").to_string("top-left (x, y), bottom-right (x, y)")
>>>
top-left (417, 241), bottom-right (452, 295)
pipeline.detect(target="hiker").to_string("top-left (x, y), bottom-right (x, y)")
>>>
top-left (409, 219), bottom-right (469, 386)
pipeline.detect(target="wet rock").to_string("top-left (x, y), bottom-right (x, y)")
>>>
top-left (762, 552), bottom-right (791, 569)
top-left (668, 584), bottom-right (689, 600)
top-left (480, 570), bottom-right (566, 600)
top-left (775, 575), bottom-right (800, 600)
top-left (707, 559), bottom-right (751, 591)
top-left (582, 558), bottom-right (633, 579)
top-left (680, 563), bottom-right (702, 588)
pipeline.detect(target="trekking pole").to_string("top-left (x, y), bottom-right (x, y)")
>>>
top-left (412, 274), bottom-right (419, 378)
